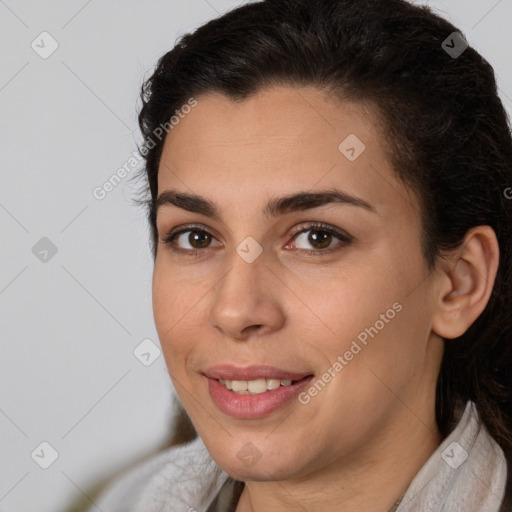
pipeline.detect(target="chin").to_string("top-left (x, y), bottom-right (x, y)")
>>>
top-left (209, 444), bottom-right (301, 482)
top-left (224, 461), bottom-right (293, 482)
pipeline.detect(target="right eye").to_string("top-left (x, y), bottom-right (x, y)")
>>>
top-left (160, 225), bottom-right (222, 256)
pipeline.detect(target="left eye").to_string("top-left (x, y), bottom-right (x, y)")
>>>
top-left (291, 227), bottom-right (346, 250)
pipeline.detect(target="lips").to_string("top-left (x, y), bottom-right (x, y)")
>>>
top-left (203, 364), bottom-right (315, 419)
top-left (203, 364), bottom-right (313, 381)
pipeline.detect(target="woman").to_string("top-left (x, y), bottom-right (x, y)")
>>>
top-left (90, 0), bottom-right (512, 510)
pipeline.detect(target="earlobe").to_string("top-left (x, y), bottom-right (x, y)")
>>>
top-left (431, 226), bottom-right (499, 340)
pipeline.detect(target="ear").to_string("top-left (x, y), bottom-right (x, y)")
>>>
top-left (431, 226), bottom-right (500, 339)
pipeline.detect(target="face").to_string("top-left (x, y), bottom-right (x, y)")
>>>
top-left (152, 85), bottom-right (444, 481)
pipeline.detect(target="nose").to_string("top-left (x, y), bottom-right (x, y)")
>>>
top-left (208, 247), bottom-right (285, 341)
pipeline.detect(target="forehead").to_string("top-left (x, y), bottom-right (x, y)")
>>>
top-left (161, 85), bottom-right (380, 164)
top-left (157, 85), bottom-right (416, 221)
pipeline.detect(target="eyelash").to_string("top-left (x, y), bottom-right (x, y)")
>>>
top-left (160, 222), bottom-right (353, 258)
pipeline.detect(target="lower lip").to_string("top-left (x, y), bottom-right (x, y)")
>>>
top-left (207, 376), bottom-right (314, 419)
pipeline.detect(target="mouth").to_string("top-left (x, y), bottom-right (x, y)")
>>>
top-left (203, 364), bottom-right (313, 382)
top-left (203, 365), bottom-right (315, 419)
top-left (217, 376), bottom-right (310, 395)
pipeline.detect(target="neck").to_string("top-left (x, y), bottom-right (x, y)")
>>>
top-left (235, 408), bottom-right (442, 512)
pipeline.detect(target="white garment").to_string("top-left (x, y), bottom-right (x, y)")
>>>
top-left (89, 401), bottom-right (507, 512)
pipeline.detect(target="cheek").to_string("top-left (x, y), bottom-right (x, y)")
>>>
top-left (152, 264), bottom-right (199, 370)
top-left (301, 248), bottom-right (430, 392)
top-left (302, 262), bottom-right (399, 344)
top-left (318, 293), bottom-right (433, 432)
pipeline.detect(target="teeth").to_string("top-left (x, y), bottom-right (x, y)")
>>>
top-left (248, 379), bottom-right (267, 393)
top-left (267, 379), bottom-right (281, 390)
top-left (219, 377), bottom-right (296, 394)
top-left (231, 380), bottom-right (247, 392)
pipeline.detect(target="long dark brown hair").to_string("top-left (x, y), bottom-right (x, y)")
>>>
top-left (135, 0), bottom-right (512, 456)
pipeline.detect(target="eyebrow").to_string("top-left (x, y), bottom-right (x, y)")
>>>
top-left (154, 188), bottom-right (378, 220)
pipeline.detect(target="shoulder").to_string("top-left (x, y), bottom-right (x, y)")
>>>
top-left (89, 436), bottom-right (229, 512)
top-left (397, 401), bottom-right (508, 511)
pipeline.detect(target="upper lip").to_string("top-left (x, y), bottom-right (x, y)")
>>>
top-left (204, 364), bottom-right (313, 381)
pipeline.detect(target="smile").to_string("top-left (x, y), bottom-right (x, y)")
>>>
top-left (206, 374), bottom-right (314, 419)
top-left (219, 378), bottom-right (296, 394)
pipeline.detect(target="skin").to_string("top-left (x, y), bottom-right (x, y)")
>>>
top-left (152, 85), bottom-right (499, 511)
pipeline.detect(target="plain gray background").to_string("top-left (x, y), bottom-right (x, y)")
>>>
top-left (1, 1), bottom-right (511, 511)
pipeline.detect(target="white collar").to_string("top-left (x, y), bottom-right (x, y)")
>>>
top-left (395, 401), bottom-right (507, 511)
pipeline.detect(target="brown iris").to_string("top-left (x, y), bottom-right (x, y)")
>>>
top-left (307, 230), bottom-right (332, 249)
top-left (188, 230), bottom-right (212, 249)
